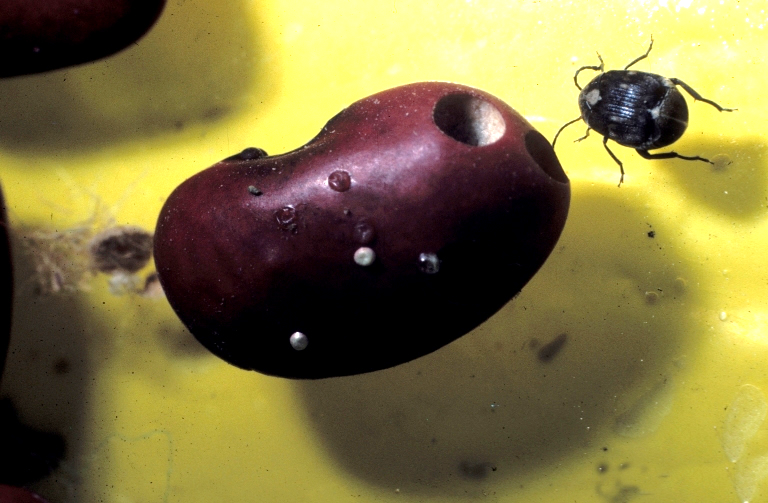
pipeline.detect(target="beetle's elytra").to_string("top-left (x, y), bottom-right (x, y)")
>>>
top-left (553, 37), bottom-right (735, 186)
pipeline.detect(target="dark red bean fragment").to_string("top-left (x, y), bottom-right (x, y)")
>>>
top-left (0, 399), bottom-right (65, 488)
top-left (0, 485), bottom-right (51, 503)
top-left (0, 0), bottom-right (166, 77)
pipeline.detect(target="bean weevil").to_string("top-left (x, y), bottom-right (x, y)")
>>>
top-left (553, 37), bottom-right (735, 186)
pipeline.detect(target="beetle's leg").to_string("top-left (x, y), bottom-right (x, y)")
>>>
top-left (574, 53), bottom-right (604, 90)
top-left (552, 116), bottom-right (582, 147)
top-left (636, 148), bottom-right (714, 164)
top-left (669, 78), bottom-right (737, 112)
top-left (574, 127), bottom-right (592, 143)
top-left (603, 137), bottom-right (625, 187)
top-left (624, 36), bottom-right (654, 70)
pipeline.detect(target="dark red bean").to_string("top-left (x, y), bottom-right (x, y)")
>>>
top-left (154, 82), bottom-right (570, 378)
top-left (0, 484), bottom-right (51, 503)
top-left (0, 0), bottom-right (166, 77)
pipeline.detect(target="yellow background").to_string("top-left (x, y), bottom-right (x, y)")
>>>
top-left (0, 0), bottom-right (766, 502)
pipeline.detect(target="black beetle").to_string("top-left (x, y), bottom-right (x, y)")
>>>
top-left (553, 37), bottom-right (735, 186)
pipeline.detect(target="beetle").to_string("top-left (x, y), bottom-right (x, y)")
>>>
top-left (553, 37), bottom-right (735, 186)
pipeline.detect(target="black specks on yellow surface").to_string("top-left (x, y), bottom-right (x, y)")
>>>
top-left (155, 322), bottom-right (211, 359)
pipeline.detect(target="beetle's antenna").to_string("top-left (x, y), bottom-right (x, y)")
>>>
top-left (624, 36), bottom-right (654, 70)
top-left (552, 117), bottom-right (582, 148)
top-left (574, 53), bottom-right (604, 90)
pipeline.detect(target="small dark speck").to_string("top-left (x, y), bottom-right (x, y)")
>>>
top-left (53, 358), bottom-right (70, 375)
top-left (597, 462), bottom-right (608, 474)
top-left (458, 461), bottom-right (493, 480)
top-left (647, 230), bottom-right (656, 238)
top-left (203, 107), bottom-right (226, 121)
top-left (537, 333), bottom-right (567, 363)
top-left (248, 185), bottom-right (263, 196)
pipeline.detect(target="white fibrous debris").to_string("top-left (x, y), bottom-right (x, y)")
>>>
top-left (21, 224), bottom-right (94, 294)
top-left (19, 219), bottom-right (160, 298)
top-left (107, 271), bottom-right (142, 296)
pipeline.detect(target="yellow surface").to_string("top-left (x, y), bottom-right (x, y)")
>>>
top-left (0, 1), bottom-right (766, 502)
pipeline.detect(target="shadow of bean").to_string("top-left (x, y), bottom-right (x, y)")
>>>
top-left (294, 187), bottom-right (705, 496)
top-left (0, 227), bottom-right (111, 501)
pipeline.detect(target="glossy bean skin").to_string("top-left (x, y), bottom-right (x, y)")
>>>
top-left (0, 0), bottom-right (166, 77)
top-left (154, 82), bottom-right (570, 379)
top-left (0, 485), bottom-right (51, 503)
